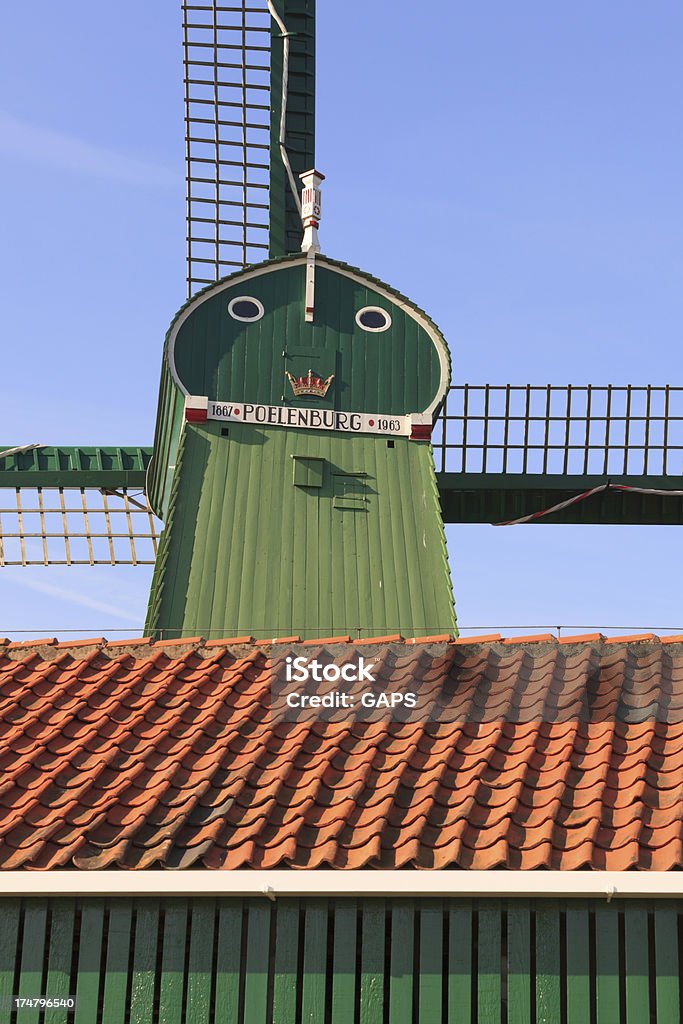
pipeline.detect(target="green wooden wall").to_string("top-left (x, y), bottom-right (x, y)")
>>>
top-left (146, 421), bottom-right (456, 640)
top-left (0, 895), bottom-right (679, 1022)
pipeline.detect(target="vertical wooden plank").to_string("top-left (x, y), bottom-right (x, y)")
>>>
top-left (478, 903), bottom-right (501, 1024)
top-left (507, 901), bottom-right (531, 1024)
top-left (388, 902), bottom-right (414, 1024)
top-left (272, 900), bottom-right (300, 1024)
top-left (565, 902), bottom-right (590, 1024)
top-left (624, 903), bottom-right (649, 1023)
top-left (300, 903), bottom-right (328, 1023)
top-left (242, 901), bottom-right (271, 1024)
top-left (331, 900), bottom-right (357, 1024)
top-left (129, 900), bottom-right (160, 1024)
top-left (213, 900), bottom-right (243, 1024)
top-left (43, 898), bottom-right (76, 1024)
top-left (158, 900), bottom-right (188, 1024)
top-left (448, 901), bottom-right (472, 1022)
top-left (74, 900), bottom-right (105, 1024)
top-left (101, 901), bottom-right (133, 1024)
top-left (15, 902), bottom-right (48, 1024)
top-left (536, 901), bottom-right (561, 1024)
top-left (0, 899), bottom-right (20, 1024)
top-left (359, 899), bottom-right (385, 1024)
top-left (654, 905), bottom-right (679, 1022)
top-left (595, 905), bottom-right (620, 1024)
top-left (419, 901), bottom-right (442, 1023)
top-left (186, 899), bottom-right (216, 1024)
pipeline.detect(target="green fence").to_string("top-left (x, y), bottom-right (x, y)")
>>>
top-left (0, 895), bottom-right (679, 1022)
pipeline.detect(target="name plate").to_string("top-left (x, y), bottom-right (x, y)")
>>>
top-left (206, 401), bottom-right (411, 437)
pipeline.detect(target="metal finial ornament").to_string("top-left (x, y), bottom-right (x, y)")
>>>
top-left (300, 169), bottom-right (324, 253)
top-left (300, 169), bottom-right (324, 322)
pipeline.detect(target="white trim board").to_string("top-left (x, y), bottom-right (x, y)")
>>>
top-left (1, 871), bottom-right (681, 900)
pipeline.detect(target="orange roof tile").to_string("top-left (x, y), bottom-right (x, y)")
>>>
top-left (7, 638), bottom-right (57, 649)
top-left (406, 634), bottom-right (454, 644)
top-left (502, 633), bottom-right (555, 644)
top-left (453, 634), bottom-right (502, 644)
top-left (255, 636), bottom-right (301, 646)
top-left (302, 635), bottom-right (352, 646)
top-left (558, 633), bottom-right (604, 644)
top-left (604, 633), bottom-right (657, 645)
top-left (204, 635), bottom-right (254, 647)
top-left (354, 634), bottom-right (404, 645)
top-left (153, 635), bottom-right (205, 648)
top-left (0, 635), bottom-right (682, 870)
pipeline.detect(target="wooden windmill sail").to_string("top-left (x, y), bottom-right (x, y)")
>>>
top-left (2, 0), bottom-right (683, 636)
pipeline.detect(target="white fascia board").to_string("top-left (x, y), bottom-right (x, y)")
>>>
top-left (2, 871), bottom-right (682, 900)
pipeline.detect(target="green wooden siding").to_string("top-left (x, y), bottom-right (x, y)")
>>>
top-left (146, 253), bottom-right (453, 635)
top-left (0, 896), bottom-right (680, 1023)
top-left (145, 419), bottom-right (455, 640)
top-left (0, 446), bottom-right (150, 489)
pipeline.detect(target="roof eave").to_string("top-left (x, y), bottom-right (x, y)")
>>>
top-left (3, 869), bottom-right (681, 900)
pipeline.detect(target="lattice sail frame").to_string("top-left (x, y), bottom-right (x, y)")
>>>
top-left (183, 2), bottom-right (272, 292)
top-left (0, 488), bottom-right (160, 567)
top-left (434, 385), bottom-right (683, 477)
top-left (183, 0), bottom-right (316, 294)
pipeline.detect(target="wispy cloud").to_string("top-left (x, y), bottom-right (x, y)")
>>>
top-left (5, 574), bottom-right (142, 624)
top-left (0, 110), bottom-right (180, 187)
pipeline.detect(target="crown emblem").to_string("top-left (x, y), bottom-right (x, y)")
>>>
top-left (286, 368), bottom-right (334, 398)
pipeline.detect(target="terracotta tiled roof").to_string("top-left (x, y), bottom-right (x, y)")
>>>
top-left (1, 634), bottom-right (683, 871)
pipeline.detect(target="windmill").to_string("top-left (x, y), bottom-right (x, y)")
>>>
top-left (2, 1), bottom-right (682, 639)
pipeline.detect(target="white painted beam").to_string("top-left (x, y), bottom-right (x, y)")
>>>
top-left (1, 871), bottom-right (681, 900)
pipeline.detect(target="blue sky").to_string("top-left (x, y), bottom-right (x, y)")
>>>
top-left (1, 2), bottom-right (682, 638)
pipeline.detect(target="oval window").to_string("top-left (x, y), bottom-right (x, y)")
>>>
top-left (355, 306), bottom-right (392, 333)
top-left (228, 296), bottom-right (264, 322)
